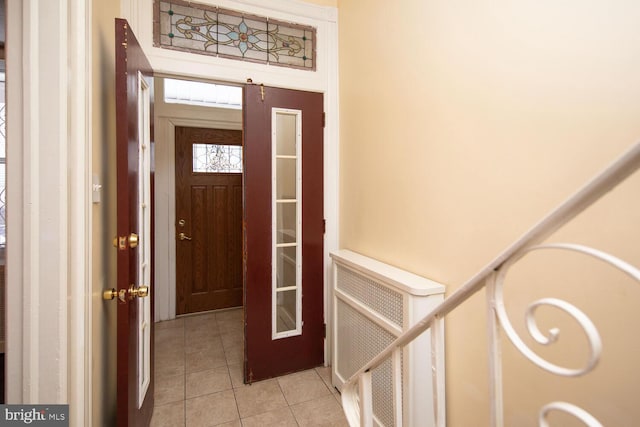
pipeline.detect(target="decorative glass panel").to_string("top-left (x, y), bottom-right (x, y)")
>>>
top-left (193, 143), bottom-right (243, 173)
top-left (154, 0), bottom-right (316, 71)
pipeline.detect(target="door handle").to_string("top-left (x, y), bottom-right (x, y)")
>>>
top-left (103, 288), bottom-right (127, 302)
top-left (128, 284), bottom-right (149, 299)
top-left (178, 232), bottom-right (192, 241)
top-left (103, 284), bottom-right (149, 302)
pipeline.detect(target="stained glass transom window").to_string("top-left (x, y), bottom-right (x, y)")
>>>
top-left (193, 143), bottom-right (243, 173)
top-left (154, 0), bottom-right (316, 71)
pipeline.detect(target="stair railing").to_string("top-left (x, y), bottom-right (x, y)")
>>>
top-left (340, 141), bottom-right (640, 427)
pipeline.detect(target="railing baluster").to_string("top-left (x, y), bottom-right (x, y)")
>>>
top-left (431, 316), bottom-right (446, 427)
top-left (359, 371), bottom-right (373, 427)
top-left (392, 347), bottom-right (403, 426)
top-left (486, 272), bottom-right (504, 427)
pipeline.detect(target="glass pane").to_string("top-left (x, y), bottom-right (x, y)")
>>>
top-left (276, 158), bottom-right (296, 199)
top-left (164, 78), bottom-right (242, 109)
top-left (276, 289), bottom-right (297, 333)
top-left (155, 2), bottom-right (316, 70)
top-left (275, 112), bottom-right (297, 156)
top-left (193, 143), bottom-right (243, 173)
top-left (275, 246), bottom-right (297, 289)
top-left (276, 202), bottom-right (296, 243)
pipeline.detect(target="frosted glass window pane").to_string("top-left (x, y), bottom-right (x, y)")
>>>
top-left (276, 247), bottom-right (297, 289)
top-left (276, 290), bottom-right (297, 333)
top-left (164, 78), bottom-right (242, 109)
top-left (276, 202), bottom-right (296, 243)
top-left (193, 144), bottom-right (243, 173)
top-left (276, 113), bottom-right (296, 156)
top-left (276, 158), bottom-right (296, 199)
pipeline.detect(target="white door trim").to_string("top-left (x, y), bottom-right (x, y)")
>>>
top-left (6, 0), bottom-right (92, 425)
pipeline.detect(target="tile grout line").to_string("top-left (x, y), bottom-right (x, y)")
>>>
top-left (182, 320), bottom-right (187, 427)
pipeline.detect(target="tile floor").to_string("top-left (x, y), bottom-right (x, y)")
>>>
top-left (151, 308), bottom-right (348, 427)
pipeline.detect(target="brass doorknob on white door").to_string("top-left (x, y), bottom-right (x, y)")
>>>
top-left (179, 232), bottom-right (192, 241)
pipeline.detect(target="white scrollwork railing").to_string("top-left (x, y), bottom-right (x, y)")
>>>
top-left (339, 141), bottom-right (640, 427)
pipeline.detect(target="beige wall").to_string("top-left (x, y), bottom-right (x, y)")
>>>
top-left (338, 0), bottom-right (640, 425)
top-left (91, 0), bottom-right (119, 425)
top-left (305, 0), bottom-right (337, 6)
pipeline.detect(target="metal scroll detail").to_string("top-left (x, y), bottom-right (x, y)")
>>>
top-left (538, 402), bottom-right (604, 427)
top-left (490, 242), bottom-right (640, 426)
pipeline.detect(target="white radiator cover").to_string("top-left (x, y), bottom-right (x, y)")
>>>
top-left (331, 250), bottom-right (446, 427)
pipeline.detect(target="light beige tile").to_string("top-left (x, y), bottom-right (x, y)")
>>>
top-left (215, 308), bottom-right (243, 323)
top-left (233, 379), bottom-right (288, 419)
top-left (315, 366), bottom-right (337, 394)
top-left (155, 318), bottom-right (185, 331)
top-left (227, 363), bottom-right (245, 388)
top-left (184, 323), bottom-right (218, 340)
top-left (150, 401), bottom-right (185, 427)
top-left (156, 326), bottom-right (184, 343)
top-left (186, 389), bottom-right (239, 427)
top-left (217, 319), bottom-right (243, 334)
top-left (155, 356), bottom-right (185, 380)
top-left (156, 341), bottom-right (185, 360)
top-left (277, 369), bottom-right (331, 405)
top-left (186, 346), bottom-right (227, 374)
top-left (290, 394), bottom-right (348, 427)
top-left (240, 407), bottom-right (297, 427)
top-left (155, 373), bottom-right (185, 405)
top-left (184, 312), bottom-right (217, 328)
top-left (215, 420), bottom-right (241, 427)
top-left (334, 392), bottom-right (343, 407)
top-left (223, 344), bottom-right (243, 366)
top-left (186, 366), bottom-right (232, 398)
top-left (185, 335), bottom-right (224, 355)
top-left (220, 331), bottom-right (243, 350)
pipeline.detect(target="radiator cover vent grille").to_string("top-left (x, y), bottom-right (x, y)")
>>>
top-left (337, 265), bottom-right (403, 327)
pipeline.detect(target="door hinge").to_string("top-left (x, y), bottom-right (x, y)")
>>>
top-left (322, 112), bottom-right (326, 128)
top-left (323, 219), bottom-right (326, 234)
top-left (323, 323), bottom-right (327, 338)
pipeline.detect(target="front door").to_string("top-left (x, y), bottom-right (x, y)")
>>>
top-left (175, 126), bottom-right (243, 315)
top-left (114, 18), bottom-right (155, 426)
top-left (244, 85), bottom-right (324, 382)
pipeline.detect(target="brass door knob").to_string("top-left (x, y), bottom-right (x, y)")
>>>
top-left (103, 288), bottom-right (117, 300)
top-left (129, 284), bottom-right (149, 299)
top-left (103, 288), bottom-right (127, 302)
top-left (178, 232), bottom-right (192, 241)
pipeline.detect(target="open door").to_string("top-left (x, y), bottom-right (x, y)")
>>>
top-left (112, 18), bottom-right (155, 426)
top-left (244, 85), bottom-right (324, 382)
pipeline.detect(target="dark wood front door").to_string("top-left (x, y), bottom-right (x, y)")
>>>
top-left (115, 18), bottom-right (155, 427)
top-left (175, 126), bottom-right (243, 315)
top-left (244, 85), bottom-right (324, 382)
